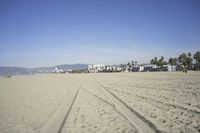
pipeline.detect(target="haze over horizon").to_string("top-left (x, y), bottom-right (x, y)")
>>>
top-left (1, 0), bottom-right (200, 68)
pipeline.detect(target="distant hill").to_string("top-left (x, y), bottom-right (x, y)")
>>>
top-left (0, 64), bottom-right (88, 75)
top-left (0, 67), bottom-right (29, 75)
top-left (55, 64), bottom-right (88, 70)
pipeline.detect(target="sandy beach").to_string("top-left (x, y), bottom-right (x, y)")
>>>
top-left (0, 72), bottom-right (200, 133)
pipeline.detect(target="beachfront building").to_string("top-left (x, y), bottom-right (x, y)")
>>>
top-left (104, 65), bottom-right (112, 72)
top-left (52, 67), bottom-right (65, 73)
top-left (88, 64), bottom-right (124, 73)
top-left (132, 65), bottom-right (144, 72)
top-left (142, 64), bottom-right (157, 72)
top-left (88, 63), bottom-right (178, 73)
top-left (103, 65), bottom-right (123, 72)
top-left (115, 66), bottom-right (124, 72)
top-left (142, 64), bottom-right (177, 72)
top-left (88, 64), bottom-right (105, 73)
top-left (167, 65), bottom-right (177, 71)
top-left (139, 66), bottom-right (144, 71)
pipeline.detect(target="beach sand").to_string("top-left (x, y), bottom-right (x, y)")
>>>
top-left (0, 72), bottom-right (200, 133)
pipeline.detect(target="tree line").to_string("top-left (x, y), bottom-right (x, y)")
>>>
top-left (150, 51), bottom-right (200, 72)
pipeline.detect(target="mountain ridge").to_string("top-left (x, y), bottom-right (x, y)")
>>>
top-left (0, 64), bottom-right (88, 75)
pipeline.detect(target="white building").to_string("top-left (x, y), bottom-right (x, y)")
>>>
top-left (139, 66), bottom-right (144, 72)
top-left (88, 64), bottom-right (105, 73)
top-left (167, 65), bottom-right (177, 71)
top-left (52, 67), bottom-right (64, 73)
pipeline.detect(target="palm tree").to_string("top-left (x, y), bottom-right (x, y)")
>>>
top-left (150, 59), bottom-right (155, 65)
top-left (151, 56), bottom-right (166, 70)
top-left (178, 53), bottom-right (186, 65)
top-left (178, 53), bottom-right (193, 72)
top-left (150, 57), bottom-right (157, 65)
top-left (169, 58), bottom-right (173, 65)
top-left (135, 61), bottom-right (137, 65)
top-left (188, 52), bottom-right (191, 57)
top-left (186, 52), bottom-right (193, 70)
top-left (159, 56), bottom-right (165, 69)
top-left (161, 56), bottom-right (164, 61)
top-left (121, 64), bottom-right (126, 71)
top-left (131, 61), bottom-right (135, 66)
top-left (168, 58), bottom-right (178, 71)
top-left (169, 58), bottom-right (173, 71)
top-left (194, 51), bottom-right (200, 63)
top-left (127, 62), bottom-right (132, 71)
top-left (193, 51), bottom-right (200, 70)
top-left (155, 57), bottom-right (158, 62)
top-left (172, 58), bottom-right (177, 65)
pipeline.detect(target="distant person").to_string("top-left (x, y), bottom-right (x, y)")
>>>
top-left (8, 74), bottom-right (12, 78)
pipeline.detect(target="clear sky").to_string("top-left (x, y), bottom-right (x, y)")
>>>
top-left (0, 0), bottom-right (200, 68)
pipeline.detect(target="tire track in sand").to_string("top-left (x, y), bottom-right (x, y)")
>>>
top-left (38, 84), bottom-right (81, 133)
top-left (95, 79), bottom-right (160, 133)
top-left (61, 84), bottom-right (137, 133)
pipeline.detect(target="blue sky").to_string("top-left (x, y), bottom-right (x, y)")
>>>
top-left (0, 0), bottom-right (200, 67)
